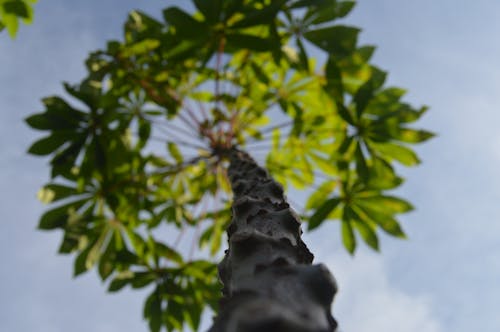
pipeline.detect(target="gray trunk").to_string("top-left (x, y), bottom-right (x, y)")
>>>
top-left (209, 149), bottom-right (338, 332)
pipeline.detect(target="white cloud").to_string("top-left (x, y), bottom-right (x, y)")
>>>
top-left (318, 249), bottom-right (443, 332)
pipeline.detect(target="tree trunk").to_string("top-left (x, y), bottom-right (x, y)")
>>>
top-left (209, 148), bottom-right (338, 332)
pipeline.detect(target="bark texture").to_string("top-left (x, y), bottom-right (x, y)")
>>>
top-left (209, 149), bottom-right (338, 332)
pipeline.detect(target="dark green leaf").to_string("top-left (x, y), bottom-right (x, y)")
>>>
top-left (308, 197), bottom-right (341, 230)
top-left (194, 0), bottom-right (223, 23)
top-left (341, 215), bottom-right (356, 254)
top-left (163, 7), bottom-right (207, 39)
top-left (355, 141), bottom-right (369, 181)
top-left (304, 25), bottom-right (359, 57)
top-left (144, 289), bottom-right (162, 332)
top-left (305, 0), bottom-right (356, 24)
top-left (336, 103), bottom-right (356, 125)
top-left (98, 237), bottom-right (116, 280)
top-left (251, 62), bottom-right (270, 84)
top-left (37, 184), bottom-right (80, 204)
top-left (287, 0), bottom-right (327, 9)
top-left (349, 208), bottom-right (379, 250)
top-left (230, 0), bottom-right (285, 28)
top-left (155, 242), bottom-right (183, 264)
top-left (131, 272), bottom-right (156, 289)
top-left (354, 79), bottom-right (375, 117)
top-left (38, 198), bottom-right (88, 230)
top-left (58, 234), bottom-right (80, 254)
top-left (337, 135), bottom-right (354, 154)
top-left (3, 1), bottom-right (29, 18)
top-left (28, 133), bottom-right (71, 156)
top-left (352, 204), bottom-right (406, 238)
top-left (325, 56), bottom-right (343, 101)
top-left (138, 119), bottom-right (151, 148)
top-left (63, 83), bottom-right (100, 110)
top-left (74, 246), bottom-right (92, 277)
top-left (296, 37), bottom-right (310, 71)
top-left (108, 276), bottom-right (132, 292)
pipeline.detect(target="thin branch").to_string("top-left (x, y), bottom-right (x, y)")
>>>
top-left (147, 116), bottom-right (200, 141)
top-left (150, 154), bottom-right (215, 176)
top-left (148, 135), bottom-right (208, 151)
top-left (266, 159), bottom-right (333, 182)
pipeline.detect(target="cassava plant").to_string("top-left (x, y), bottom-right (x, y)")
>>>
top-left (26, 0), bottom-right (433, 331)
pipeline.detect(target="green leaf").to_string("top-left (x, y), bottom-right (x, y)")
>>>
top-left (304, 25), bottom-right (359, 57)
top-left (370, 142), bottom-right (420, 166)
top-left (392, 128), bottom-right (435, 143)
top-left (144, 289), bottom-right (162, 332)
top-left (352, 204), bottom-right (406, 238)
top-left (305, 0), bottom-right (356, 24)
top-left (349, 208), bottom-right (379, 251)
top-left (355, 141), bottom-right (369, 181)
top-left (163, 7), bottom-right (207, 39)
top-left (167, 142), bottom-right (183, 163)
top-left (366, 157), bottom-right (402, 190)
top-left (230, 0), bottom-right (285, 28)
top-left (131, 271), bottom-right (156, 289)
top-left (193, 0), bottom-right (223, 23)
top-left (108, 275), bottom-right (132, 292)
top-left (98, 237), bottom-right (116, 280)
top-left (325, 56), bottom-right (343, 101)
top-left (341, 216), bottom-right (356, 254)
top-left (38, 198), bottom-right (88, 230)
top-left (74, 245), bottom-right (93, 277)
top-left (308, 197), bottom-right (341, 230)
top-left (353, 78), bottom-right (376, 117)
top-left (356, 195), bottom-right (414, 214)
top-left (37, 184), bottom-right (80, 204)
top-left (155, 242), bottom-right (183, 264)
top-left (3, 12), bottom-right (19, 38)
top-left (336, 103), bottom-right (356, 125)
top-left (164, 300), bottom-right (184, 331)
top-left (288, 0), bottom-right (326, 9)
top-left (122, 39), bottom-right (160, 56)
top-left (28, 133), bottom-right (73, 156)
top-left (3, 1), bottom-right (29, 18)
top-left (295, 37), bottom-right (309, 71)
top-left (306, 180), bottom-right (337, 210)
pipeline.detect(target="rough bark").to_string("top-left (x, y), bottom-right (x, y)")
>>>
top-left (209, 149), bottom-right (338, 332)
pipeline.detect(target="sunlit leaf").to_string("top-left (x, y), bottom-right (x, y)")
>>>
top-left (370, 141), bottom-right (420, 166)
top-left (167, 142), bottom-right (183, 163)
top-left (341, 214), bottom-right (356, 254)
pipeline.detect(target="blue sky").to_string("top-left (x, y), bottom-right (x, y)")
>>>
top-left (1, 1), bottom-right (500, 331)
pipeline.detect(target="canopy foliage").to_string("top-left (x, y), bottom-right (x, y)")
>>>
top-left (26, 0), bottom-right (433, 330)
